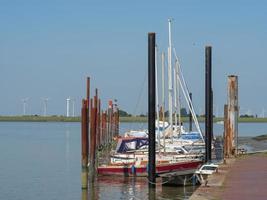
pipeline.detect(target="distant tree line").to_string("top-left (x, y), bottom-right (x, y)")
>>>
top-left (240, 114), bottom-right (255, 118)
top-left (118, 109), bottom-right (132, 117)
top-left (127, 107), bottom-right (192, 117)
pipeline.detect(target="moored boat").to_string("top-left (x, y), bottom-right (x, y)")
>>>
top-left (98, 159), bottom-right (202, 177)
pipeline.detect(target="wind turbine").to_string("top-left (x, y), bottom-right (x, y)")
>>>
top-left (66, 97), bottom-right (71, 117)
top-left (21, 98), bottom-right (29, 115)
top-left (42, 98), bottom-right (50, 116)
top-left (261, 108), bottom-right (265, 118)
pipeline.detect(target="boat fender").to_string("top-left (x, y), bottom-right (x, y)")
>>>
top-left (131, 165), bottom-right (136, 175)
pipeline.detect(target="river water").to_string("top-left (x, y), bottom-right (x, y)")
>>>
top-left (0, 122), bottom-right (266, 199)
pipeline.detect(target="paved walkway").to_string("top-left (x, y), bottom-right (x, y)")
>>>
top-left (190, 153), bottom-right (267, 200)
top-left (223, 154), bottom-right (267, 200)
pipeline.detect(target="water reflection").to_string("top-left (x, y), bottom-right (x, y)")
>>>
top-left (81, 189), bottom-right (88, 200)
top-left (81, 176), bottom-right (197, 200)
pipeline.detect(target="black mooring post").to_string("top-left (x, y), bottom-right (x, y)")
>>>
top-left (189, 92), bottom-right (193, 132)
top-left (211, 89), bottom-right (214, 140)
top-left (148, 32), bottom-right (156, 187)
top-left (205, 46), bottom-right (212, 163)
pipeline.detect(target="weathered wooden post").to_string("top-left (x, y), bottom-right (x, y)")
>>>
top-left (205, 46), bottom-right (213, 163)
top-left (81, 189), bottom-right (88, 200)
top-left (107, 100), bottom-right (113, 143)
top-left (81, 99), bottom-right (89, 189)
top-left (148, 32), bottom-right (156, 187)
top-left (94, 89), bottom-right (98, 149)
top-left (89, 98), bottom-right (97, 174)
top-left (224, 104), bottom-right (230, 158)
top-left (97, 98), bottom-right (101, 148)
top-left (227, 75), bottom-right (239, 155)
top-left (100, 111), bottom-right (104, 147)
top-left (105, 111), bottom-right (108, 144)
top-left (113, 102), bottom-right (119, 137)
top-left (110, 102), bottom-right (114, 140)
top-left (87, 77), bottom-right (90, 108)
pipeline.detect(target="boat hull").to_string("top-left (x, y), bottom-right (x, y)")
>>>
top-left (98, 160), bottom-right (202, 177)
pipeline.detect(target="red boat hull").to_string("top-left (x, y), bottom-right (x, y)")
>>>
top-left (98, 160), bottom-right (202, 177)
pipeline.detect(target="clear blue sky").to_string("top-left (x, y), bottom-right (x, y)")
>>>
top-left (0, 0), bottom-right (266, 116)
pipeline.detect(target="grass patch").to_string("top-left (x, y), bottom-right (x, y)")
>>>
top-left (0, 115), bottom-right (80, 122)
top-left (2, 115), bottom-right (267, 123)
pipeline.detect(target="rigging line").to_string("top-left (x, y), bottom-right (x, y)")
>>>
top-left (132, 73), bottom-right (147, 130)
top-left (172, 48), bottom-right (201, 128)
top-left (173, 49), bottom-right (199, 121)
top-left (173, 48), bottom-right (204, 140)
top-left (176, 62), bottom-right (202, 135)
top-left (178, 59), bottom-right (201, 129)
top-left (177, 68), bottom-right (204, 141)
top-left (177, 60), bottom-right (203, 136)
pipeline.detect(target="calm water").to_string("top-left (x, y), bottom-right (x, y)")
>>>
top-left (0, 122), bottom-right (266, 200)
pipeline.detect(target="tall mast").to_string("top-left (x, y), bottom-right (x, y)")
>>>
top-left (155, 45), bottom-right (160, 152)
top-left (173, 62), bottom-right (177, 133)
top-left (161, 52), bottom-right (166, 153)
top-left (168, 18), bottom-right (173, 140)
top-left (175, 59), bottom-right (181, 134)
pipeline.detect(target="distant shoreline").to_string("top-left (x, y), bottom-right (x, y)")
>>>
top-left (1, 115), bottom-right (267, 123)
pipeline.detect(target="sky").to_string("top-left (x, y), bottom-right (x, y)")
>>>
top-left (0, 0), bottom-right (266, 116)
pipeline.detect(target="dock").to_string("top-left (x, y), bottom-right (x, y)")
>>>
top-left (190, 152), bottom-right (267, 200)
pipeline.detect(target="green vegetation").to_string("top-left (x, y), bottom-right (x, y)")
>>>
top-left (237, 117), bottom-right (267, 123)
top-left (118, 109), bottom-right (132, 117)
top-left (1, 115), bottom-right (267, 123)
top-left (0, 115), bottom-right (80, 122)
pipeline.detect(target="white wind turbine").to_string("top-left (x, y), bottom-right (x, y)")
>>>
top-left (42, 98), bottom-right (50, 116)
top-left (261, 108), bottom-right (265, 118)
top-left (21, 98), bottom-right (29, 115)
top-left (66, 97), bottom-right (71, 117)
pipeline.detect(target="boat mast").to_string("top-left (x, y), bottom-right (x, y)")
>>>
top-left (155, 45), bottom-right (161, 153)
top-left (173, 64), bottom-right (177, 133)
top-left (161, 52), bottom-right (166, 153)
top-left (168, 18), bottom-right (173, 141)
top-left (175, 58), bottom-right (182, 134)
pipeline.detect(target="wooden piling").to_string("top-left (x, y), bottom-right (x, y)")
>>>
top-left (115, 108), bottom-right (119, 136)
top-left (86, 77), bottom-right (90, 108)
top-left (81, 99), bottom-right (89, 189)
top-left (224, 104), bottom-right (230, 158)
top-left (89, 98), bottom-right (97, 173)
top-left (227, 75), bottom-right (239, 155)
top-left (94, 89), bottom-right (98, 148)
top-left (102, 111), bottom-right (107, 145)
top-left (100, 110), bottom-right (104, 147)
top-left (97, 99), bottom-right (101, 147)
top-left (82, 77), bottom-right (121, 184)
top-left (107, 100), bottom-right (113, 144)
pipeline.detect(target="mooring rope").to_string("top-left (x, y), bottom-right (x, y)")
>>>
top-left (146, 177), bottom-right (171, 185)
top-left (146, 173), bottom-right (196, 185)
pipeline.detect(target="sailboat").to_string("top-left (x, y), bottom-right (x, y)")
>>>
top-left (97, 19), bottom-right (204, 177)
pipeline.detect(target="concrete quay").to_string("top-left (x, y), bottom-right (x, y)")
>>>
top-left (190, 153), bottom-right (267, 200)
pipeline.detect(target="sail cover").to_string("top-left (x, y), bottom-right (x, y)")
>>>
top-left (116, 138), bottom-right (149, 153)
